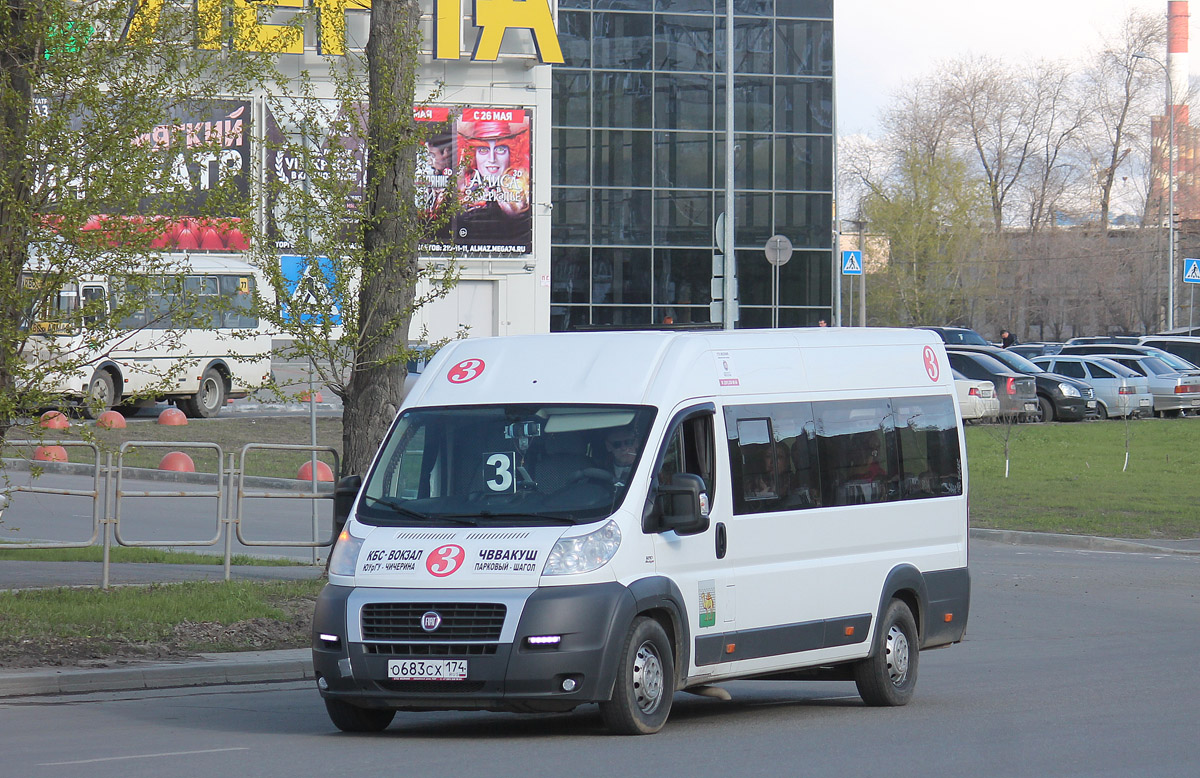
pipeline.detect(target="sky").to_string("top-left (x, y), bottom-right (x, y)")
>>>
top-left (835, 0), bottom-right (1182, 137)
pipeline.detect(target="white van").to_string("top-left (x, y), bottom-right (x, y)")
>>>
top-left (313, 328), bottom-right (970, 735)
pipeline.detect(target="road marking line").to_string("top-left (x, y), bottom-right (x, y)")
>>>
top-left (39, 747), bottom-right (249, 766)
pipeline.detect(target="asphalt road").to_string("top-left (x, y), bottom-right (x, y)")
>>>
top-left (2, 540), bottom-right (1198, 778)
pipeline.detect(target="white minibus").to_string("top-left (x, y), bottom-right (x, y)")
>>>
top-left (315, 328), bottom-right (970, 734)
top-left (22, 254), bottom-right (272, 417)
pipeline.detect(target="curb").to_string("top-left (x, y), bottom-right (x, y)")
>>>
top-left (969, 528), bottom-right (1200, 555)
top-left (0, 648), bottom-right (313, 699)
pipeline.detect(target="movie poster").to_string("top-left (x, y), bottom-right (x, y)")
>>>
top-left (416, 106), bottom-right (533, 256)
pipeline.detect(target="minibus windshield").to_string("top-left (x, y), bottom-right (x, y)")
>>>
top-left (357, 404), bottom-right (657, 527)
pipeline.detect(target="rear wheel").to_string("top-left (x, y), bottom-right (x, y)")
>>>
top-left (324, 698), bottom-right (395, 733)
top-left (182, 368), bottom-right (226, 418)
top-left (600, 616), bottom-right (675, 735)
top-left (854, 599), bottom-right (919, 707)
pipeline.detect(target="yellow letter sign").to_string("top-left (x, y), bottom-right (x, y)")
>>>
top-left (438, 0), bottom-right (563, 64)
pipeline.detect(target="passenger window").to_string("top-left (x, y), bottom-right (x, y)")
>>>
top-left (725, 402), bottom-right (821, 515)
top-left (815, 399), bottom-right (896, 506)
top-left (892, 396), bottom-right (962, 499)
top-left (1086, 364), bottom-right (1115, 380)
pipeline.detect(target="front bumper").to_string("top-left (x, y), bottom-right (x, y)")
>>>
top-left (312, 582), bottom-right (636, 713)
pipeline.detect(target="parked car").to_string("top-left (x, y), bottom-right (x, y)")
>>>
top-left (1092, 354), bottom-right (1200, 416)
top-left (1137, 336), bottom-right (1200, 369)
top-left (945, 351), bottom-right (1038, 420)
top-left (1064, 335), bottom-right (1142, 345)
top-left (952, 370), bottom-right (1000, 423)
top-left (918, 326), bottom-right (991, 346)
top-left (947, 345), bottom-right (1096, 422)
top-left (1007, 342), bottom-right (1063, 358)
top-left (1031, 355), bottom-right (1153, 419)
top-left (1058, 343), bottom-right (1200, 375)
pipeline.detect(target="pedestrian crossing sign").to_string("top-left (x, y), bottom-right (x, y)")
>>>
top-left (842, 250), bottom-right (863, 276)
top-left (1185, 258), bottom-right (1200, 284)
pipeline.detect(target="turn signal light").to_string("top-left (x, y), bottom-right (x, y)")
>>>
top-left (725, 643), bottom-right (736, 654)
top-left (844, 626), bottom-right (855, 637)
top-left (944, 613), bottom-right (954, 623)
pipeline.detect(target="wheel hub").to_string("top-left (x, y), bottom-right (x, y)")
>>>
top-left (885, 624), bottom-right (910, 685)
top-left (631, 640), bottom-right (664, 714)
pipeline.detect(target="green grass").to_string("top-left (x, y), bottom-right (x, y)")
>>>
top-left (0, 543), bottom-right (302, 565)
top-left (966, 417), bottom-right (1200, 539)
top-left (0, 578), bottom-right (323, 646)
top-left (3, 416), bottom-right (343, 479)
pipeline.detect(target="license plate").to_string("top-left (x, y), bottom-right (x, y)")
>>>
top-left (1024, 402), bottom-right (1038, 411)
top-left (1140, 398), bottom-right (1151, 406)
top-left (1191, 398), bottom-right (1200, 407)
top-left (388, 659), bottom-right (468, 681)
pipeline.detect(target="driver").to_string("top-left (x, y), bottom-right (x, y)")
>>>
top-left (602, 426), bottom-right (639, 487)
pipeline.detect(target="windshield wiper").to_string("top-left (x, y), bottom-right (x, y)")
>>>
top-left (462, 511), bottom-right (577, 525)
top-left (363, 495), bottom-right (434, 521)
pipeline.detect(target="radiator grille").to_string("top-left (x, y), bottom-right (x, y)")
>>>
top-left (363, 643), bottom-right (497, 656)
top-left (361, 602), bottom-right (506, 642)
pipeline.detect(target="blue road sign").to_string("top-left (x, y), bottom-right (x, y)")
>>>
top-left (1185, 258), bottom-right (1200, 285)
top-left (281, 255), bottom-right (342, 325)
top-left (842, 250), bottom-right (863, 276)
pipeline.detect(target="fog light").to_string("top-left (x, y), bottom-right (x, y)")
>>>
top-left (562, 678), bottom-right (577, 692)
top-left (526, 635), bottom-right (562, 647)
top-left (317, 675), bottom-right (329, 691)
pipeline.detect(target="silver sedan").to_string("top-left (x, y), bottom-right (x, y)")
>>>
top-left (1088, 354), bottom-right (1200, 416)
top-left (1032, 356), bottom-right (1153, 419)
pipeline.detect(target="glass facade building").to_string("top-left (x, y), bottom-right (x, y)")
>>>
top-left (550, 0), bottom-right (834, 330)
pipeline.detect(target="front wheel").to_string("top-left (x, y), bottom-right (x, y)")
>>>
top-left (81, 371), bottom-right (116, 420)
top-left (1036, 396), bottom-right (1054, 423)
top-left (324, 698), bottom-right (395, 733)
top-left (854, 599), bottom-right (919, 707)
top-left (600, 616), bottom-right (675, 735)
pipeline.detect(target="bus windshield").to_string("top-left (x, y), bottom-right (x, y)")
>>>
top-left (358, 404), bottom-right (658, 527)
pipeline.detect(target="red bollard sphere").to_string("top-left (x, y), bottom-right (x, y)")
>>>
top-left (39, 411), bottom-right (69, 430)
top-left (298, 461), bottom-right (334, 482)
top-left (159, 451), bottom-right (196, 472)
top-left (158, 407), bottom-right (188, 426)
top-left (96, 410), bottom-right (127, 429)
top-left (34, 445), bottom-right (69, 463)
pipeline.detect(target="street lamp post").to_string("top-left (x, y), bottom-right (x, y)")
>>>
top-left (1134, 52), bottom-right (1176, 331)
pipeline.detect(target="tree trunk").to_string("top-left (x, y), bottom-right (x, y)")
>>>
top-left (342, 0), bottom-right (422, 476)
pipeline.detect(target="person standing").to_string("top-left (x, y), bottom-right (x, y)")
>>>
top-left (1000, 329), bottom-right (1017, 348)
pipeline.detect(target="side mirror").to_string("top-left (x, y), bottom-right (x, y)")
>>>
top-left (656, 473), bottom-right (710, 536)
top-left (333, 474), bottom-right (362, 537)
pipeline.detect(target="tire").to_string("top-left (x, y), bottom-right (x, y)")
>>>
top-left (81, 371), bottom-right (116, 420)
top-left (324, 698), bottom-right (395, 733)
top-left (600, 616), bottom-right (675, 735)
top-left (854, 599), bottom-right (919, 707)
top-left (1036, 396), bottom-right (1054, 423)
top-left (1095, 403), bottom-right (1109, 420)
top-left (183, 368), bottom-right (226, 418)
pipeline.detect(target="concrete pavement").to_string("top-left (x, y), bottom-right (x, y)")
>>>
top-left (1, 529), bottom-right (1197, 700)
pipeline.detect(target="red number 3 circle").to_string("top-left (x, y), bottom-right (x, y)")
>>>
top-left (448, 359), bottom-right (485, 384)
top-left (426, 544), bottom-right (465, 577)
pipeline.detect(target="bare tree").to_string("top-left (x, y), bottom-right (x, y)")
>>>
top-left (1077, 9), bottom-right (1164, 228)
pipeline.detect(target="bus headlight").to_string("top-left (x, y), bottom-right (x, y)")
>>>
top-left (328, 526), bottom-right (366, 576)
top-left (544, 520), bottom-right (621, 576)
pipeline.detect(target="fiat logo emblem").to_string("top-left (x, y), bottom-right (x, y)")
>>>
top-left (421, 611), bottom-right (442, 632)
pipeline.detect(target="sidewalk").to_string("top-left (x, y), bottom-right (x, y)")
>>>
top-left (1, 529), bottom-right (1197, 700)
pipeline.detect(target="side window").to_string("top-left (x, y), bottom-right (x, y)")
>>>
top-left (815, 398), bottom-right (896, 506)
top-left (1055, 361), bottom-right (1087, 379)
top-left (1086, 363), bottom-right (1116, 380)
top-left (892, 395), bottom-right (962, 499)
top-left (724, 402), bottom-right (821, 515)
